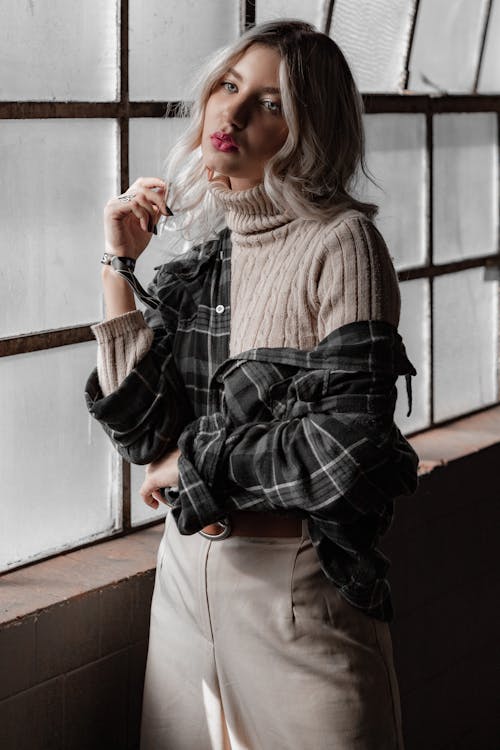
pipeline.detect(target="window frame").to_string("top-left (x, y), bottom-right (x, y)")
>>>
top-left (0, 0), bottom-right (498, 561)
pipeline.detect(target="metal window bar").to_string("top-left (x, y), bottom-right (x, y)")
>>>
top-left (119, 0), bottom-right (131, 529)
top-left (403, 0), bottom-right (421, 91)
top-left (473, 0), bottom-right (494, 94)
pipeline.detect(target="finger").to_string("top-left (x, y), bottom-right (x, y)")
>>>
top-left (132, 192), bottom-right (158, 227)
top-left (106, 194), bottom-right (149, 227)
top-left (141, 474), bottom-right (166, 500)
top-left (142, 493), bottom-right (159, 510)
top-left (141, 186), bottom-right (170, 216)
top-left (139, 478), bottom-right (159, 509)
top-left (131, 177), bottom-right (167, 192)
top-left (128, 203), bottom-right (151, 233)
top-left (140, 475), bottom-right (154, 498)
top-left (151, 489), bottom-right (170, 506)
top-left (132, 191), bottom-right (168, 232)
top-left (131, 190), bottom-right (169, 234)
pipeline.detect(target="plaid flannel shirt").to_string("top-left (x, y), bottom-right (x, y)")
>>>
top-left (85, 226), bottom-right (419, 622)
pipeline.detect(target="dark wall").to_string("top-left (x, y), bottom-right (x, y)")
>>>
top-left (382, 444), bottom-right (500, 750)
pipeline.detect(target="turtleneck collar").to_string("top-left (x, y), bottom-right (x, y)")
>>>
top-left (207, 180), bottom-right (293, 236)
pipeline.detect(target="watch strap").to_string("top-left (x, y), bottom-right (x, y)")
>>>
top-left (100, 253), bottom-right (160, 310)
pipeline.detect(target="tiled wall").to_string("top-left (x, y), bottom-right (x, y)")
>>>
top-left (0, 572), bottom-right (155, 750)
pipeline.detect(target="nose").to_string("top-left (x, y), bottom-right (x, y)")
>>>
top-left (223, 94), bottom-right (250, 130)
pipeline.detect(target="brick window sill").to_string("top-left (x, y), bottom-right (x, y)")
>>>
top-left (409, 403), bottom-right (500, 476)
top-left (0, 527), bottom-right (163, 626)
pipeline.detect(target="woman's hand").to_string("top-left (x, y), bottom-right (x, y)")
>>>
top-left (104, 176), bottom-right (169, 260)
top-left (140, 448), bottom-right (181, 510)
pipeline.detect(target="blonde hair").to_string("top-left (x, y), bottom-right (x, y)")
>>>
top-left (161, 19), bottom-right (379, 250)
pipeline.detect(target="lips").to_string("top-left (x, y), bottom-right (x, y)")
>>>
top-left (210, 132), bottom-right (239, 152)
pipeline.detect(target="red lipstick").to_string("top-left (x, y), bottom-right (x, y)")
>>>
top-left (210, 132), bottom-right (239, 152)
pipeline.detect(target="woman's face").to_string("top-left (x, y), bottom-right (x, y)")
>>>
top-left (201, 44), bottom-right (289, 191)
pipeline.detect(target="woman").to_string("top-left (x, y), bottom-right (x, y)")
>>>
top-left (86, 19), bottom-right (418, 750)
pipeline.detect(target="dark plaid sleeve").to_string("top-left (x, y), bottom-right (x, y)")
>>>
top-left (84, 265), bottom-right (195, 465)
top-left (172, 367), bottom-right (418, 533)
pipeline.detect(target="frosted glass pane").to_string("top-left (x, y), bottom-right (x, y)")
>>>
top-left (0, 343), bottom-right (119, 572)
top-left (394, 279), bottom-right (431, 434)
top-left (408, 0), bottom-right (489, 93)
top-left (433, 113), bottom-right (498, 264)
top-left (129, 118), bottom-right (190, 184)
top-left (478, 0), bottom-right (500, 93)
top-left (330, 0), bottom-right (416, 92)
top-left (131, 464), bottom-right (167, 527)
top-left (129, 117), bottom-right (192, 294)
top-left (0, 119), bottom-right (118, 336)
top-left (129, 0), bottom-right (239, 101)
top-left (256, 0), bottom-right (325, 29)
top-left (434, 269), bottom-right (498, 422)
top-left (0, 0), bottom-right (118, 101)
top-left (354, 114), bottom-right (427, 270)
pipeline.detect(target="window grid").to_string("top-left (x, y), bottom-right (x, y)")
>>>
top-left (474, 0), bottom-right (495, 93)
top-left (0, 0), bottom-right (498, 549)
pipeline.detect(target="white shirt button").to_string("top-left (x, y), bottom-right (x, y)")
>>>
top-left (215, 304), bottom-right (225, 314)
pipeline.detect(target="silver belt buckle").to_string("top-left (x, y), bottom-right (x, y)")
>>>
top-left (198, 517), bottom-right (232, 540)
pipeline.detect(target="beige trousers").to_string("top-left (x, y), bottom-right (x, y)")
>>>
top-left (140, 510), bottom-right (405, 750)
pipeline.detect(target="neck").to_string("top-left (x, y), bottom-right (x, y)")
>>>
top-left (228, 176), bottom-right (263, 191)
top-left (208, 180), bottom-right (293, 237)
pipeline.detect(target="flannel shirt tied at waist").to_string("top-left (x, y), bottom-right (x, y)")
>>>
top-left (172, 320), bottom-right (419, 623)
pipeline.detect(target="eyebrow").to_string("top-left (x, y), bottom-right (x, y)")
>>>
top-left (226, 67), bottom-right (281, 95)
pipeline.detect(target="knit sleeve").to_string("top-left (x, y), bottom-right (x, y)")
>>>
top-left (91, 309), bottom-right (154, 397)
top-left (315, 216), bottom-right (401, 340)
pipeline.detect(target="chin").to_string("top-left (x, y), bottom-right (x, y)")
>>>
top-left (202, 148), bottom-right (227, 175)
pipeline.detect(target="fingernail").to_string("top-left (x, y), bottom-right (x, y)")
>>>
top-left (165, 203), bottom-right (174, 216)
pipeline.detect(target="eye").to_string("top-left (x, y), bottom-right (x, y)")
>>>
top-left (221, 80), bottom-right (237, 93)
top-left (262, 100), bottom-right (282, 114)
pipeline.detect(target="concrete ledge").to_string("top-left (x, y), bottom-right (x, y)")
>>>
top-left (409, 403), bottom-right (500, 475)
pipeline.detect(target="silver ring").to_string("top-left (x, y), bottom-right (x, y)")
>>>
top-left (117, 193), bottom-right (136, 203)
top-left (158, 486), bottom-right (178, 508)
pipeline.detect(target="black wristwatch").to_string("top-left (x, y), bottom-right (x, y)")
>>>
top-left (101, 252), bottom-right (136, 271)
top-left (100, 253), bottom-right (159, 310)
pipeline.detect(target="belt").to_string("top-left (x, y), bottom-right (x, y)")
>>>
top-left (161, 488), bottom-right (304, 540)
top-left (199, 510), bottom-right (304, 540)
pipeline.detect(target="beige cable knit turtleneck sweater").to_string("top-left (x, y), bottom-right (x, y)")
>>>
top-left (92, 181), bottom-right (400, 396)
